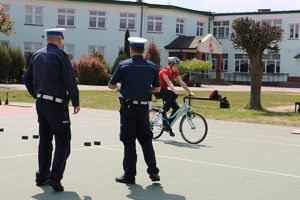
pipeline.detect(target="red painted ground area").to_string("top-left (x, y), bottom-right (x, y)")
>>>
top-left (0, 105), bottom-right (36, 118)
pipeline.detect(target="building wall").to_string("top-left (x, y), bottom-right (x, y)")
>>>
top-left (1, 0), bottom-right (300, 78)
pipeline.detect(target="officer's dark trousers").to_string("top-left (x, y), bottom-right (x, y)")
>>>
top-left (119, 104), bottom-right (159, 177)
top-left (35, 99), bottom-right (71, 182)
top-left (155, 88), bottom-right (180, 116)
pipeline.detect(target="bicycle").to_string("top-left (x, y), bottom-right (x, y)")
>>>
top-left (149, 95), bottom-right (208, 144)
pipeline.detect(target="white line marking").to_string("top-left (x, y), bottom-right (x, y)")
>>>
top-left (209, 134), bottom-right (300, 147)
top-left (100, 146), bottom-right (300, 179)
top-left (1, 144), bottom-right (300, 179)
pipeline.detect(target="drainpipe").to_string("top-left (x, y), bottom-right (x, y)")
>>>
top-left (208, 15), bottom-right (214, 34)
top-left (140, 3), bottom-right (144, 37)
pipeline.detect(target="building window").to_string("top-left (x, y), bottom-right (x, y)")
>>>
top-left (63, 44), bottom-right (75, 60)
top-left (213, 21), bottom-right (229, 38)
top-left (89, 11), bottom-right (106, 29)
top-left (58, 8), bottom-right (75, 27)
top-left (25, 6), bottom-right (43, 25)
top-left (262, 54), bottom-right (280, 73)
top-left (119, 13), bottom-right (136, 30)
top-left (289, 24), bottom-right (299, 39)
top-left (0, 40), bottom-right (9, 47)
top-left (235, 54), bottom-right (249, 72)
top-left (196, 22), bottom-right (204, 36)
top-left (176, 18), bottom-right (184, 35)
top-left (24, 42), bottom-right (43, 57)
top-left (211, 54), bottom-right (228, 71)
top-left (147, 16), bottom-right (162, 32)
top-left (262, 19), bottom-right (282, 28)
top-left (88, 45), bottom-right (105, 54)
top-left (0, 4), bottom-right (9, 14)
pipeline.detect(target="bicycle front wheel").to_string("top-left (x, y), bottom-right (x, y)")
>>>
top-left (149, 109), bottom-right (164, 139)
top-left (179, 111), bottom-right (208, 144)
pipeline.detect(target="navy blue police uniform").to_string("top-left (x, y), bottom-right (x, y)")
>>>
top-left (22, 29), bottom-right (79, 187)
top-left (109, 43), bottom-right (160, 182)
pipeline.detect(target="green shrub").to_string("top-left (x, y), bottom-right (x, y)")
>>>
top-left (178, 58), bottom-right (212, 74)
top-left (8, 47), bottom-right (25, 83)
top-left (72, 55), bottom-right (109, 85)
top-left (111, 48), bottom-right (129, 74)
top-left (0, 46), bottom-right (12, 83)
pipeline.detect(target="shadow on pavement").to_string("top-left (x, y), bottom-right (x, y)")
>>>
top-left (32, 186), bottom-right (92, 200)
top-left (155, 139), bottom-right (211, 149)
top-left (127, 183), bottom-right (186, 200)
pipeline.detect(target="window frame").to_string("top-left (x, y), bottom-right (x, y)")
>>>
top-left (62, 44), bottom-right (75, 60)
top-left (234, 54), bottom-right (249, 72)
top-left (119, 12), bottom-right (136, 31)
top-left (89, 10), bottom-right (106, 29)
top-left (176, 18), bottom-right (184, 35)
top-left (146, 15), bottom-right (163, 33)
top-left (213, 21), bottom-right (230, 38)
top-left (24, 42), bottom-right (43, 57)
top-left (25, 5), bottom-right (43, 25)
top-left (196, 21), bottom-right (204, 36)
top-left (88, 45), bottom-right (105, 54)
top-left (58, 8), bottom-right (76, 27)
top-left (289, 23), bottom-right (299, 39)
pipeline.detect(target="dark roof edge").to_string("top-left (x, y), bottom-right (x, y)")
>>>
top-left (213, 10), bottom-right (300, 16)
top-left (63, 0), bottom-right (213, 16)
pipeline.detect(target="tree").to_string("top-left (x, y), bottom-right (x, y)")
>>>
top-left (0, 46), bottom-right (11, 82)
top-left (8, 47), bottom-right (25, 83)
top-left (124, 28), bottom-right (130, 57)
top-left (0, 5), bottom-right (14, 36)
top-left (230, 17), bottom-right (283, 110)
top-left (145, 42), bottom-right (161, 70)
top-left (111, 48), bottom-right (128, 74)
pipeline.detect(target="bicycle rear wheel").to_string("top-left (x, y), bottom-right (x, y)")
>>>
top-left (149, 108), bottom-right (164, 139)
top-left (179, 111), bottom-right (208, 144)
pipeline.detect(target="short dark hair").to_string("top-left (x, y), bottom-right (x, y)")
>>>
top-left (130, 46), bottom-right (144, 54)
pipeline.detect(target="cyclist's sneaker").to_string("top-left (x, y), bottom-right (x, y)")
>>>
top-left (169, 129), bottom-right (175, 137)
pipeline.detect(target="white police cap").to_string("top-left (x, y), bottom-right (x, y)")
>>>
top-left (128, 37), bottom-right (147, 47)
top-left (45, 28), bottom-right (65, 39)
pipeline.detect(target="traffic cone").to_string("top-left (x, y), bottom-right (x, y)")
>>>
top-left (4, 92), bottom-right (8, 105)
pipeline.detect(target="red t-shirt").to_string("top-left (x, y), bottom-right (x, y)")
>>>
top-left (159, 65), bottom-right (179, 89)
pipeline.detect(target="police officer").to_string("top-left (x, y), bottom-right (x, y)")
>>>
top-left (108, 37), bottom-right (161, 184)
top-left (22, 28), bottom-right (80, 192)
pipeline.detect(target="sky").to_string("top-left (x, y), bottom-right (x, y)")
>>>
top-left (125, 0), bottom-right (300, 13)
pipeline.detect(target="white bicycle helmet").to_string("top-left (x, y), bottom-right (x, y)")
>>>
top-left (168, 57), bottom-right (181, 65)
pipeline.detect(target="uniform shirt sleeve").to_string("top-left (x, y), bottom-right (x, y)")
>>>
top-left (109, 64), bottom-right (122, 85)
top-left (22, 59), bottom-right (35, 98)
top-left (61, 53), bottom-right (79, 107)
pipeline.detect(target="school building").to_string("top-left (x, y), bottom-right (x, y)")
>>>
top-left (1, 0), bottom-right (300, 83)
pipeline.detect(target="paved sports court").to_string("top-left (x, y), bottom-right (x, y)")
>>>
top-left (0, 103), bottom-right (300, 200)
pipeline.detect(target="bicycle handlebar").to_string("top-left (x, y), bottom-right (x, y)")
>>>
top-left (183, 95), bottom-right (194, 106)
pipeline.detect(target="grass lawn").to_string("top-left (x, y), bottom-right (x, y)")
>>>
top-left (0, 89), bottom-right (299, 127)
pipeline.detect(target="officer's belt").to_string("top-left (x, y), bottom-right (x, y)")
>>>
top-left (37, 93), bottom-right (63, 103)
top-left (119, 98), bottom-right (149, 106)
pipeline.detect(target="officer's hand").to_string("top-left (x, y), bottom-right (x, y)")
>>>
top-left (73, 106), bottom-right (80, 114)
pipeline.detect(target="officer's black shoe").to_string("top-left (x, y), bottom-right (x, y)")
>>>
top-left (115, 175), bottom-right (135, 184)
top-left (47, 179), bottom-right (64, 192)
top-left (149, 173), bottom-right (160, 182)
top-left (36, 180), bottom-right (48, 187)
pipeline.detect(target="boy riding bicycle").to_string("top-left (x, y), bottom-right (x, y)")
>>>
top-left (154, 57), bottom-right (194, 136)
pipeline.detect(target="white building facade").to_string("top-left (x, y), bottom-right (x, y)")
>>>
top-left (1, 0), bottom-right (300, 82)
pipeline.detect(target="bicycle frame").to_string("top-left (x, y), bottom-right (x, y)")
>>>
top-left (152, 96), bottom-right (196, 128)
